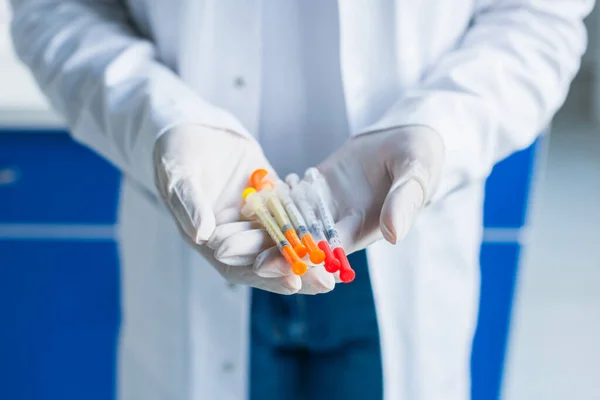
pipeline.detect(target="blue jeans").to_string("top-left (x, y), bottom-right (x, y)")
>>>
top-left (250, 251), bottom-right (383, 400)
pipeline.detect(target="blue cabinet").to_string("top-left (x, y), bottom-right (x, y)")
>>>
top-left (472, 243), bottom-right (522, 400)
top-left (0, 241), bottom-right (120, 400)
top-left (0, 130), bottom-right (121, 400)
top-left (483, 142), bottom-right (539, 228)
top-left (472, 141), bottom-right (540, 400)
top-left (0, 131), bottom-right (120, 224)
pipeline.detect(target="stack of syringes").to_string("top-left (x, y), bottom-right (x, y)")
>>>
top-left (242, 168), bottom-right (355, 283)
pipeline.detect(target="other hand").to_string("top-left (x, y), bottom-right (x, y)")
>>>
top-left (303, 126), bottom-right (444, 254)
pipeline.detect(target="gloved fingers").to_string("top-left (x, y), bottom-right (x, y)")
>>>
top-left (207, 221), bottom-right (262, 250)
top-left (252, 246), bottom-right (291, 278)
top-left (194, 241), bottom-right (302, 295)
top-left (316, 170), bottom-right (343, 219)
top-left (334, 213), bottom-right (364, 255)
top-left (251, 274), bottom-right (302, 295)
top-left (380, 179), bottom-right (424, 244)
top-left (155, 157), bottom-right (216, 244)
top-left (213, 228), bottom-right (273, 266)
top-left (253, 248), bottom-right (335, 293)
top-left (168, 178), bottom-right (216, 243)
top-left (215, 207), bottom-right (246, 225)
top-left (297, 266), bottom-right (336, 295)
top-left (332, 271), bottom-right (343, 284)
top-left (218, 262), bottom-right (302, 294)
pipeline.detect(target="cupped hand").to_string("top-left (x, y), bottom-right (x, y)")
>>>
top-left (153, 124), bottom-right (335, 294)
top-left (312, 126), bottom-right (445, 253)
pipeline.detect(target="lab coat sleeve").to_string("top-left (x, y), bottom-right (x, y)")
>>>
top-left (363, 0), bottom-right (593, 201)
top-left (9, 0), bottom-right (251, 194)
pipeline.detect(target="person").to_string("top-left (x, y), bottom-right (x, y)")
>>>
top-left (10, 0), bottom-right (592, 399)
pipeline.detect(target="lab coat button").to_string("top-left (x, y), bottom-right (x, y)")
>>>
top-left (222, 362), bottom-right (235, 372)
top-left (233, 77), bottom-right (245, 88)
top-left (227, 283), bottom-right (237, 290)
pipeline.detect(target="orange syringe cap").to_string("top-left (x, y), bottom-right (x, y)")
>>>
top-left (282, 245), bottom-right (307, 276)
top-left (249, 169), bottom-right (274, 191)
top-left (284, 229), bottom-right (308, 258)
top-left (302, 234), bottom-right (325, 264)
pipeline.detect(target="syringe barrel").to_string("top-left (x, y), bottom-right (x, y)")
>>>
top-left (304, 169), bottom-right (344, 244)
top-left (262, 189), bottom-right (307, 258)
top-left (244, 190), bottom-right (307, 275)
top-left (304, 168), bottom-right (330, 197)
top-left (245, 192), bottom-right (287, 248)
top-left (275, 181), bottom-right (309, 236)
top-left (242, 188), bottom-right (307, 275)
top-left (288, 180), bottom-right (326, 242)
top-left (307, 222), bottom-right (326, 242)
top-left (276, 182), bottom-right (326, 264)
top-left (263, 190), bottom-right (292, 230)
top-left (310, 183), bottom-right (340, 242)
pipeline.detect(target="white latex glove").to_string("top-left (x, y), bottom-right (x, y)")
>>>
top-left (219, 125), bottom-right (444, 277)
top-left (153, 125), bottom-right (334, 295)
top-left (308, 126), bottom-right (445, 254)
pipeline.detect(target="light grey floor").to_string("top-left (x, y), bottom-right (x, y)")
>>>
top-left (503, 83), bottom-right (600, 400)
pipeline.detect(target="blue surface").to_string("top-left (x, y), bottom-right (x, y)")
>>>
top-left (471, 143), bottom-right (538, 400)
top-left (483, 141), bottom-right (539, 228)
top-left (0, 131), bottom-right (539, 400)
top-left (0, 131), bottom-right (120, 224)
top-left (0, 240), bottom-right (120, 400)
top-left (472, 243), bottom-right (522, 400)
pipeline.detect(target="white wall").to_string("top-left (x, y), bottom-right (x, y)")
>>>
top-left (0, 0), bottom-right (62, 127)
top-left (504, 5), bottom-right (600, 399)
top-left (503, 93), bottom-right (600, 400)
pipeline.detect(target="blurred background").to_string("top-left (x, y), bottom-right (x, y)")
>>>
top-left (0, 1), bottom-right (598, 400)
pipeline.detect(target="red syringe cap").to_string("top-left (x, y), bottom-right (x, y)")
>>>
top-left (333, 247), bottom-right (355, 283)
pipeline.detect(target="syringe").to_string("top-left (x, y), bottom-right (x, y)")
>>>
top-left (274, 181), bottom-right (325, 265)
top-left (286, 173), bottom-right (340, 274)
top-left (304, 168), bottom-right (355, 283)
top-left (242, 187), bottom-right (307, 276)
top-left (249, 169), bottom-right (308, 259)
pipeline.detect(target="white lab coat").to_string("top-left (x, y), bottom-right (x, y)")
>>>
top-left (9, 0), bottom-right (591, 399)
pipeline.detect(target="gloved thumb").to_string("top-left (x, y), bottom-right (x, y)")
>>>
top-left (168, 176), bottom-right (216, 244)
top-left (155, 159), bottom-right (216, 244)
top-left (379, 178), bottom-right (425, 244)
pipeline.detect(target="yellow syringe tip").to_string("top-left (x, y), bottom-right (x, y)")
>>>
top-left (242, 187), bottom-right (256, 201)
